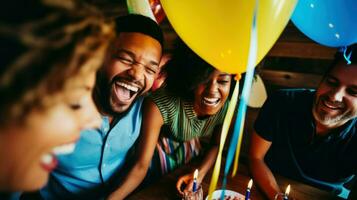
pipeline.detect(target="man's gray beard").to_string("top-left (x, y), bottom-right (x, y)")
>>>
top-left (312, 106), bottom-right (355, 127)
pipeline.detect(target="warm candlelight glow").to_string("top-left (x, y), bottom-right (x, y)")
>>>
top-left (247, 179), bottom-right (253, 190)
top-left (194, 169), bottom-right (198, 179)
top-left (285, 185), bottom-right (291, 196)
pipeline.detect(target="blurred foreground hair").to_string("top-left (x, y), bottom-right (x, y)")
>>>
top-left (0, 0), bottom-right (114, 126)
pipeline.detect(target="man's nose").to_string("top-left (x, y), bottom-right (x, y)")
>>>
top-left (127, 64), bottom-right (145, 81)
top-left (329, 87), bottom-right (345, 102)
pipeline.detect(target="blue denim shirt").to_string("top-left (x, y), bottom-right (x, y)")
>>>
top-left (41, 97), bottom-right (144, 200)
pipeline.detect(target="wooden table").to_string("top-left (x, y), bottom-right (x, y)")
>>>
top-left (128, 159), bottom-right (336, 200)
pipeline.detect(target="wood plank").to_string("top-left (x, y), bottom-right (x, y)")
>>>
top-left (267, 42), bottom-right (337, 59)
top-left (260, 69), bottom-right (323, 88)
top-left (161, 29), bottom-right (337, 59)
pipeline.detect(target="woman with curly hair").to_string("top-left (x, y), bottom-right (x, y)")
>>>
top-left (109, 39), bottom-right (234, 199)
top-left (0, 0), bottom-right (114, 196)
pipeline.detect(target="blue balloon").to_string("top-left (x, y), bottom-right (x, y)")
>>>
top-left (291, 0), bottom-right (357, 47)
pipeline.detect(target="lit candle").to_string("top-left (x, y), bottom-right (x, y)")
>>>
top-left (245, 179), bottom-right (253, 200)
top-left (193, 169), bottom-right (198, 192)
top-left (283, 185), bottom-right (290, 200)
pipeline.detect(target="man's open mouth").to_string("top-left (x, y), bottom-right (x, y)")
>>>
top-left (113, 81), bottom-right (140, 103)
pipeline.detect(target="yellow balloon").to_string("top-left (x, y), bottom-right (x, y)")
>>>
top-left (160, 0), bottom-right (297, 74)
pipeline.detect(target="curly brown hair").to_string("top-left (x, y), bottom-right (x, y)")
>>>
top-left (0, 0), bottom-right (114, 126)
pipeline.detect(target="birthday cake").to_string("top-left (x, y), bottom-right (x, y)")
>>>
top-left (206, 189), bottom-right (245, 200)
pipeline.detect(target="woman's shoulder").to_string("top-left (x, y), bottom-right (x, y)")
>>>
top-left (148, 88), bottom-right (180, 121)
top-left (149, 88), bottom-right (179, 105)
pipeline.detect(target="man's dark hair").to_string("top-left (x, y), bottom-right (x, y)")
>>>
top-left (164, 38), bottom-right (234, 101)
top-left (94, 14), bottom-right (164, 116)
top-left (114, 14), bottom-right (164, 48)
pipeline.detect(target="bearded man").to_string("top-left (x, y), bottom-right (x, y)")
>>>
top-left (249, 44), bottom-right (357, 200)
top-left (40, 14), bottom-right (163, 199)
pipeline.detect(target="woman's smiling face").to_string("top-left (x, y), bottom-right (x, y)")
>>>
top-left (0, 71), bottom-right (101, 191)
top-left (193, 70), bottom-right (232, 117)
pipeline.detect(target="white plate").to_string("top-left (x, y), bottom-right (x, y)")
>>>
top-left (205, 189), bottom-right (245, 200)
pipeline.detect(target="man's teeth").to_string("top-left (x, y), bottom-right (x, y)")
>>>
top-left (116, 82), bottom-right (139, 92)
top-left (41, 153), bottom-right (54, 165)
top-left (52, 143), bottom-right (76, 155)
top-left (203, 97), bottom-right (219, 105)
top-left (323, 100), bottom-right (342, 109)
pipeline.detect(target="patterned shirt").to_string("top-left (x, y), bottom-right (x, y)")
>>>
top-left (149, 89), bottom-right (229, 141)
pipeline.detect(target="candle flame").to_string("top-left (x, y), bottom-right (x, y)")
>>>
top-left (194, 169), bottom-right (198, 179)
top-left (285, 185), bottom-right (291, 196)
top-left (247, 179), bottom-right (253, 189)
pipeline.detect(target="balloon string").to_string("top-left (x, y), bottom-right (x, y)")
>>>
top-left (222, 0), bottom-right (258, 188)
top-left (220, 177), bottom-right (228, 200)
top-left (341, 46), bottom-right (352, 65)
top-left (207, 81), bottom-right (239, 200)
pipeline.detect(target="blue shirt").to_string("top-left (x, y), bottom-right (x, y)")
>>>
top-left (255, 89), bottom-right (357, 197)
top-left (41, 97), bottom-right (144, 200)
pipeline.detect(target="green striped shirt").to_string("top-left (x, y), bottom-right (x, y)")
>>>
top-left (149, 89), bottom-right (229, 142)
